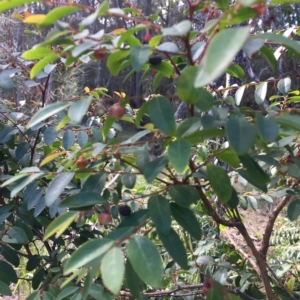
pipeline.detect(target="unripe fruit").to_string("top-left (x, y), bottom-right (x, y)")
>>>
top-left (119, 205), bottom-right (131, 216)
top-left (108, 103), bottom-right (126, 119)
top-left (93, 50), bottom-right (106, 60)
top-left (75, 156), bottom-right (89, 169)
top-left (98, 210), bottom-right (112, 224)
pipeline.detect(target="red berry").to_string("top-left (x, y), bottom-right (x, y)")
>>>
top-left (94, 50), bottom-right (106, 60)
top-left (143, 30), bottom-right (151, 43)
top-left (108, 103), bottom-right (126, 119)
top-left (98, 211), bottom-right (112, 224)
top-left (75, 156), bottom-right (89, 169)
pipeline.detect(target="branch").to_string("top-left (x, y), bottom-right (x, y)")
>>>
top-left (259, 196), bottom-right (291, 259)
top-left (266, 263), bottom-right (297, 300)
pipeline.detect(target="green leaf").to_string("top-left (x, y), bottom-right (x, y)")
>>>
top-left (44, 211), bottom-right (78, 240)
top-left (125, 260), bottom-right (141, 300)
top-left (170, 203), bottom-right (202, 240)
top-left (0, 281), bottom-right (11, 296)
top-left (101, 247), bottom-right (124, 295)
top-left (239, 154), bottom-right (270, 185)
top-left (107, 50), bottom-right (130, 76)
top-left (226, 63), bottom-right (245, 79)
top-left (71, 40), bottom-right (98, 57)
top-left (148, 195), bottom-right (171, 235)
top-left (177, 67), bottom-right (206, 104)
top-left (15, 142), bottom-right (30, 159)
top-left (56, 287), bottom-right (79, 300)
top-left (102, 116), bottom-right (115, 140)
top-left (135, 101), bottom-right (149, 128)
top-left (44, 127), bottom-right (58, 145)
top-left (128, 236), bottom-right (163, 288)
top-left (148, 96), bottom-right (176, 136)
top-left (243, 38), bottom-right (264, 56)
top-left (32, 267), bottom-right (45, 290)
top-left (59, 192), bottom-right (106, 208)
top-left (207, 165), bottom-right (232, 203)
top-left (226, 115), bottom-right (256, 155)
top-left (255, 113), bottom-right (279, 142)
top-left (255, 32), bottom-right (300, 54)
top-left (0, 75), bottom-right (14, 92)
top-left (77, 131), bottom-right (88, 147)
top-left (3, 226), bottom-right (28, 244)
top-left (45, 172), bottom-right (74, 207)
top-left (169, 185), bottom-right (199, 207)
top-left (82, 173), bottom-right (106, 194)
top-left (195, 27), bottom-right (250, 88)
top-left (167, 139), bottom-right (191, 173)
top-left (64, 238), bottom-right (114, 275)
top-left (247, 196), bottom-right (257, 211)
top-left (62, 130), bottom-right (75, 150)
top-left (41, 6), bottom-right (81, 26)
top-left (287, 199), bottom-right (300, 221)
top-left (28, 102), bottom-right (71, 129)
top-left (1, 246), bottom-right (20, 267)
top-left (227, 188), bottom-right (239, 209)
top-left (176, 117), bottom-right (201, 138)
top-left (136, 144), bottom-right (150, 173)
top-left (0, 261), bottom-right (18, 283)
top-left (121, 173), bottom-right (136, 189)
top-left (144, 156), bottom-right (168, 183)
top-left (254, 82), bottom-right (268, 106)
top-left (130, 46), bottom-right (151, 71)
top-left (0, 126), bottom-right (18, 143)
top-left (277, 77), bottom-right (291, 94)
top-left (156, 42), bottom-right (179, 53)
top-left (0, 0), bottom-right (38, 11)
top-left (30, 54), bottom-right (58, 79)
top-left (237, 169), bottom-right (267, 192)
top-left (10, 173), bottom-right (43, 198)
top-left (69, 96), bottom-right (93, 123)
top-left (117, 210), bottom-right (149, 229)
top-left (22, 47), bottom-right (54, 60)
top-left (260, 45), bottom-right (277, 71)
top-left (275, 114), bottom-right (300, 131)
top-left (215, 149), bottom-right (240, 168)
top-left (162, 20), bottom-right (192, 36)
top-left (158, 228), bottom-right (188, 269)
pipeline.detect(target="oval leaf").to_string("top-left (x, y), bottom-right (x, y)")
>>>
top-left (128, 236), bottom-right (163, 288)
top-left (167, 139), bottom-right (191, 173)
top-left (101, 247), bottom-right (124, 295)
top-left (45, 172), bottom-right (74, 206)
top-left (148, 195), bottom-right (171, 235)
top-left (207, 165), bottom-right (232, 203)
top-left (147, 96), bottom-right (176, 136)
top-left (64, 239), bottom-right (114, 275)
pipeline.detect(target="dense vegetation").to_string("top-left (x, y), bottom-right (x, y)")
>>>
top-left (0, 0), bottom-right (300, 299)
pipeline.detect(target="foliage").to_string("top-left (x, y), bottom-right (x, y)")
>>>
top-left (0, 0), bottom-right (300, 299)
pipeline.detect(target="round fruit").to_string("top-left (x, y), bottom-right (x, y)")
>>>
top-left (98, 211), bottom-right (112, 224)
top-left (148, 56), bottom-right (162, 66)
top-left (108, 103), bottom-right (126, 119)
top-left (75, 156), bottom-right (89, 169)
top-left (119, 205), bottom-right (131, 216)
top-left (93, 50), bottom-right (106, 60)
